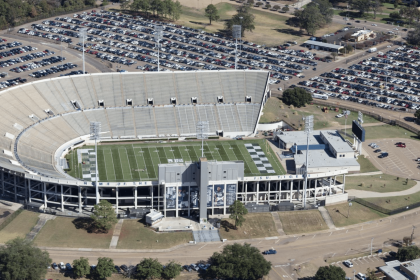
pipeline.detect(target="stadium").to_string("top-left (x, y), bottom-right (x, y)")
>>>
top-left (0, 70), bottom-right (350, 220)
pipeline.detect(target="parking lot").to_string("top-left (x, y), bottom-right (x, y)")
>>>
top-left (332, 252), bottom-right (391, 279)
top-left (365, 138), bottom-right (420, 180)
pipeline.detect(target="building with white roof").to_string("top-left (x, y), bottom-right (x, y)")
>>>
top-left (379, 259), bottom-right (420, 280)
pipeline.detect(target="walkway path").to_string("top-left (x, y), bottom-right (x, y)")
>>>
top-left (318, 207), bottom-right (336, 229)
top-left (26, 214), bottom-right (56, 241)
top-left (109, 219), bottom-right (124, 249)
top-left (347, 181), bottom-right (420, 198)
top-left (346, 171), bottom-right (383, 177)
top-left (271, 212), bottom-right (286, 236)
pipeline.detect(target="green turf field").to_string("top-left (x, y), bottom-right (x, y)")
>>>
top-left (66, 139), bottom-right (285, 182)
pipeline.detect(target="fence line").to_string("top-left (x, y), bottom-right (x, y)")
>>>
top-left (349, 196), bottom-right (420, 215)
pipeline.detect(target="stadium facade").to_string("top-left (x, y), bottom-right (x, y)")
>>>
top-left (0, 70), bottom-right (349, 219)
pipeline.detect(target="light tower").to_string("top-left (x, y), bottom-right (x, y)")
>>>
top-left (196, 121), bottom-right (209, 158)
top-left (154, 25), bottom-right (163, 72)
top-left (90, 121), bottom-right (101, 204)
top-left (303, 115), bottom-right (313, 209)
top-left (232, 25), bottom-right (241, 70)
top-left (79, 27), bottom-right (87, 74)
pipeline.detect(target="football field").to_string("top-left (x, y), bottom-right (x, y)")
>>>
top-left (66, 139), bottom-right (286, 182)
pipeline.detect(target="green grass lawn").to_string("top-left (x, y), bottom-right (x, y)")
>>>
top-left (363, 190), bottom-right (420, 211)
top-left (345, 174), bottom-right (416, 193)
top-left (34, 217), bottom-right (114, 248)
top-left (67, 139), bottom-right (286, 182)
top-left (357, 155), bottom-right (379, 173)
top-left (364, 125), bottom-right (418, 140)
top-left (260, 98), bottom-right (379, 130)
top-left (278, 210), bottom-right (329, 234)
top-left (117, 220), bottom-right (192, 249)
top-left (219, 213), bottom-right (278, 240)
top-left (0, 211), bottom-right (39, 243)
top-left (325, 201), bottom-right (387, 227)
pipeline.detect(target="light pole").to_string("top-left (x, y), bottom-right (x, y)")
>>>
top-left (239, 16), bottom-right (243, 53)
top-left (232, 25), bottom-right (241, 70)
top-left (90, 122), bottom-right (101, 205)
top-left (303, 115), bottom-right (313, 209)
top-left (371, 237), bottom-right (374, 255)
top-left (80, 28), bottom-right (87, 74)
top-left (154, 25), bottom-right (163, 72)
top-left (412, 225), bottom-right (416, 242)
top-left (347, 201), bottom-right (352, 218)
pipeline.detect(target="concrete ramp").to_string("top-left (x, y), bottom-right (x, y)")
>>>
top-left (193, 229), bottom-right (220, 243)
top-left (318, 207), bottom-right (335, 230)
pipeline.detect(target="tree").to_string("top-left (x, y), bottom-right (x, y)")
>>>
top-left (367, 268), bottom-right (379, 280)
top-left (265, 3), bottom-right (271, 9)
top-left (225, 5), bottom-right (255, 37)
top-left (247, 0), bottom-right (254, 5)
top-left (370, 0), bottom-right (382, 19)
top-left (0, 237), bottom-right (52, 280)
top-left (394, 0), bottom-right (401, 9)
top-left (331, 52), bottom-right (337, 61)
top-left (93, 257), bottom-right (116, 280)
top-left (171, 0), bottom-right (181, 20)
top-left (282, 5), bottom-right (289, 12)
top-left (229, 200), bottom-right (248, 229)
top-left (313, 0), bottom-right (334, 24)
top-left (415, 108), bottom-right (420, 120)
top-left (91, 200), bottom-right (118, 233)
top-left (73, 257), bottom-right (91, 279)
top-left (403, 236), bottom-right (413, 246)
top-left (314, 265), bottom-right (346, 280)
top-left (136, 258), bottom-right (163, 279)
top-left (205, 243), bottom-right (271, 280)
top-left (408, 24), bottom-right (420, 46)
top-left (162, 261), bottom-right (182, 279)
top-left (102, 0), bottom-right (109, 6)
top-left (120, 0), bottom-right (130, 9)
top-left (205, 4), bottom-right (219, 25)
top-left (282, 87), bottom-right (313, 108)
top-left (349, 0), bottom-right (370, 15)
top-left (390, 11), bottom-right (402, 19)
top-left (397, 246), bottom-right (420, 261)
top-left (272, 4), bottom-right (280, 10)
top-left (295, 3), bottom-right (326, 35)
top-left (256, 2), bottom-right (263, 7)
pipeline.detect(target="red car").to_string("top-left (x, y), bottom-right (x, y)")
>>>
top-left (397, 143), bottom-right (406, 148)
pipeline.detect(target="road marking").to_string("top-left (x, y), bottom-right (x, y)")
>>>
top-left (296, 237), bottom-right (300, 241)
top-left (332, 253), bottom-right (336, 258)
top-left (345, 248), bottom-right (351, 255)
top-left (329, 232), bottom-right (333, 236)
top-left (346, 229), bottom-right (348, 233)
top-left (198, 244), bottom-right (207, 250)
top-left (257, 241), bottom-right (262, 244)
top-left (278, 265), bottom-right (293, 279)
top-left (275, 239), bottom-right (281, 244)
top-left (218, 244), bottom-right (225, 248)
top-left (271, 266), bottom-right (286, 279)
top-left (312, 235), bottom-right (316, 239)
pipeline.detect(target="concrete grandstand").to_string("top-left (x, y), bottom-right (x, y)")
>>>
top-left (0, 70), bottom-right (351, 219)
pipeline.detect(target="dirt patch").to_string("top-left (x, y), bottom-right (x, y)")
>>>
top-left (0, 208), bottom-right (13, 226)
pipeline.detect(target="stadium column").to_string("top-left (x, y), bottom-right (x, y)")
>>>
top-left (134, 187), bottom-right (137, 209)
top-left (244, 182), bottom-right (247, 204)
top-left (256, 182), bottom-right (259, 203)
top-left (175, 184), bottom-right (178, 218)
top-left (267, 181), bottom-right (270, 204)
top-left (61, 185), bottom-right (64, 212)
top-left (116, 188), bottom-right (119, 213)
top-left (342, 174), bottom-right (346, 194)
top-left (332, 176), bottom-right (336, 195)
top-left (199, 158), bottom-right (209, 223)
top-left (188, 185), bottom-right (190, 217)
top-left (163, 184), bottom-right (166, 217)
top-left (28, 179), bottom-right (31, 203)
top-left (78, 187), bottom-right (82, 213)
top-left (223, 183), bottom-right (226, 215)
top-left (13, 175), bottom-right (17, 202)
top-left (149, 186), bottom-right (152, 210)
top-left (314, 179), bottom-right (317, 204)
top-left (43, 182), bottom-right (47, 211)
top-left (289, 180), bottom-right (293, 202)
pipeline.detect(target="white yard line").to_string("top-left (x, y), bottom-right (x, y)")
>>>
top-left (131, 145), bottom-right (142, 180)
top-left (107, 149), bottom-right (117, 181)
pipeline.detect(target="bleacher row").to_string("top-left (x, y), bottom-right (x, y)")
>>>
top-left (0, 71), bottom-right (268, 179)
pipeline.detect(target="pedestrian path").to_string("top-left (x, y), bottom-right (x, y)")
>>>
top-left (318, 207), bottom-right (335, 229)
top-left (346, 171), bottom-right (383, 177)
top-left (26, 214), bottom-right (56, 241)
top-left (271, 212), bottom-right (286, 236)
top-left (109, 219), bottom-right (124, 249)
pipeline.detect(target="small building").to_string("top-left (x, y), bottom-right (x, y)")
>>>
top-left (351, 29), bottom-right (375, 42)
top-left (303, 41), bottom-right (344, 53)
top-left (379, 259), bottom-right (420, 280)
top-left (145, 209), bottom-right (164, 225)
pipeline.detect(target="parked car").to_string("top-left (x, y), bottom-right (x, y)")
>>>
top-left (120, 264), bottom-right (128, 272)
top-left (52, 262), bottom-right (59, 270)
top-left (262, 249), bottom-right (277, 255)
top-left (356, 272), bottom-right (366, 280)
top-left (397, 143), bottom-right (406, 148)
top-left (114, 266), bottom-right (121, 273)
top-left (66, 263), bottom-right (72, 271)
top-left (59, 262), bottom-right (66, 270)
top-left (183, 265), bottom-right (192, 272)
top-left (379, 152), bottom-right (389, 158)
top-left (343, 260), bottom-right (353, 268)
top-left (374, 149), bottom-right (382, 153)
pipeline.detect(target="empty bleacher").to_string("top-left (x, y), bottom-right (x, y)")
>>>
top-left (0, 70), bottom-right (268, 178)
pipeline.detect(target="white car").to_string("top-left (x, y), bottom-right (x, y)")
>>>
top-left (336, 114), bottom-right (344, 118)
top-left (59, 262), bottom-right (66, 270)
top-left (371, 23), bottom-right (377, 26)
top-left (394, 28), bottom-right (399, 30)
top-left (356, 273), bottom-right (366, 280)
top-left (343, 260), bottom-right (353, 267)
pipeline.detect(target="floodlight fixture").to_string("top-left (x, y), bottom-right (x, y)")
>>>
top-left (196, 121), bottom-right (209, 158)
top-left (79, 28), bottom-right (88, 75)
top-left (232, 25), bottom-right (241, 70)
top-left (154, 25), bottom-right (164, 72)
top-left (358, 111), bottom-right (364, 125)
top-left (90, 121), bottom-right (101, 204)
top-left (303, 115), bottom-right (313, 209)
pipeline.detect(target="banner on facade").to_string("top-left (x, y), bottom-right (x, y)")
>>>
top-left (214, 184), bottom-right (225, 207)
top-left (190, 186), bottom-right (199, 208)
top-left (166, 186), bottom-right (176, 209)
top-left (207, 185), bottom-right (213, 207)
top-left (226, 184), bottom-right (236, 206)
top-left (178, 186), bottom-right (189, 209)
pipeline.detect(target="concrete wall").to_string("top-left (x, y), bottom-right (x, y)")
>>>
top-left (325, 192), bottom-right (348, 205)
top-left (257, 121), bottom-right (285, 131)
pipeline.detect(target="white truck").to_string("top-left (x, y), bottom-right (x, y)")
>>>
top-left (368, 47), bottom-right (377, 53)
top-left (312, 93), bottom-right (328, 100)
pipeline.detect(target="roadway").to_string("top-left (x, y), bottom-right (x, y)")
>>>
top-left (44, 208), bottom-right (420, 279)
